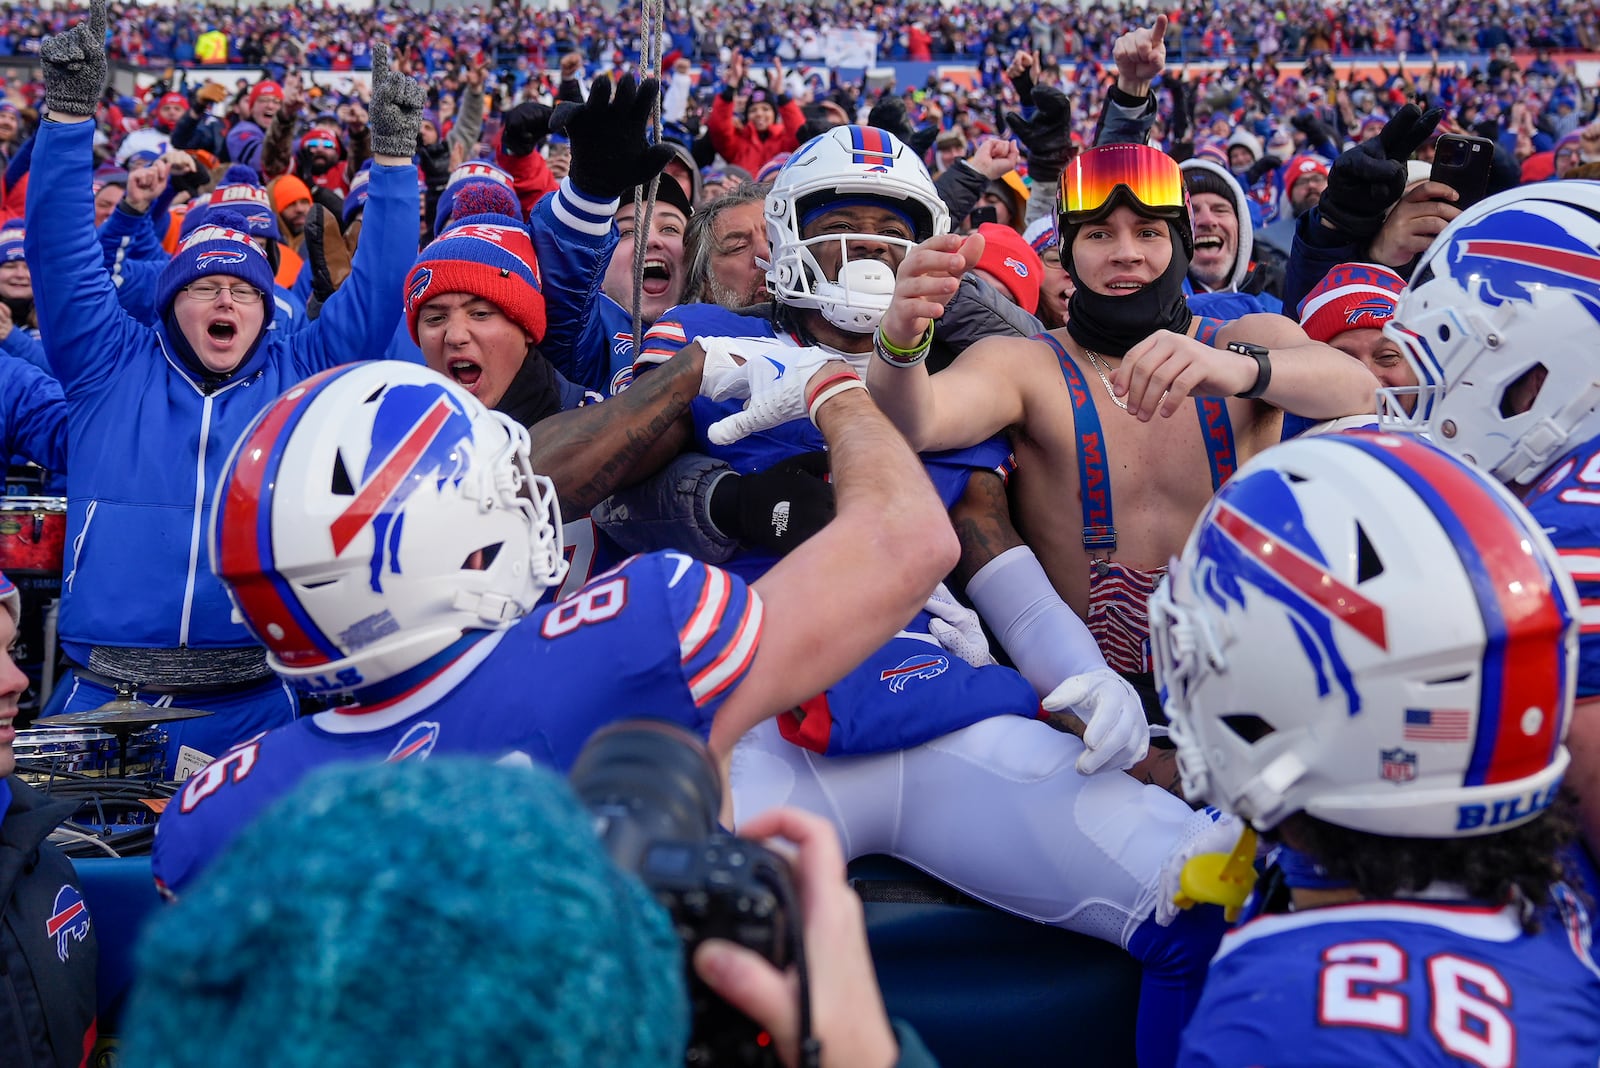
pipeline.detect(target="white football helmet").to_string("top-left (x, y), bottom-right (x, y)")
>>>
top-left (1150, 431), bottom-right (1577, 839)
top-left (211, 362), bottom-right (567, 697)
top-left (1380, 180), bottom-right (1600, 485)
top-left (765, 125), bottom-right (950, 334)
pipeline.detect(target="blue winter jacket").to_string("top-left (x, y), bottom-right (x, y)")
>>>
top-left (27, 118), bottom-right (418, 662)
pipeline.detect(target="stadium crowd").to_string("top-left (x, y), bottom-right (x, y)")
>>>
top-left (0, 1), bottom-right (1599, 1066)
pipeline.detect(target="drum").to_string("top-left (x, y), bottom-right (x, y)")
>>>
top-left (0, 496), bottom-right (67, 578)
top-left (12, 725), bottom-right (169, 782)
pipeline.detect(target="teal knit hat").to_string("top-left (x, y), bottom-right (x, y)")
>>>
top-left (120, 758), bottom-right (688, 1067)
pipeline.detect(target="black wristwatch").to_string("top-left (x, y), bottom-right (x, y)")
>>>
top-left (1229, 342), bottom-right (1272, 400)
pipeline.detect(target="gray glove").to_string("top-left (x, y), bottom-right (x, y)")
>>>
top-left (367, 40), bottom-right (426, 159)
top-left (39, 0), bottom-right (108, 118)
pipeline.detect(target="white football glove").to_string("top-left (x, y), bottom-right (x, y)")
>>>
top-left (706, 346), bottom-right (843, 445)
top-left (697, 336), bottom-right (788, 402)
top-left (1042, 667), bottom-right (1150, 775)
top-left (1154, 807), bottom-right (1247, 927)
top-left (924, 582), bottom-right (995, 668)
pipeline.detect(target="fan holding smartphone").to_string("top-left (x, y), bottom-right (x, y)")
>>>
top-left (1429, 133), bottom-right (1495, 209)
top-left (1300, 105), bottom-right (1472, 289)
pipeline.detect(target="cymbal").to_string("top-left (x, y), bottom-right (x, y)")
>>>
top-left (49, 700), bottom-right (213, 728)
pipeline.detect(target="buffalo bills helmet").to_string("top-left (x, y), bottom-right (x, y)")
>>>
top-left (765, 125), bottom-right (950, 334)
top-left (1380, 181), bottom-right (1600, 485)
top-left (1150, 431), bottom-right (1577, 838)
top-left (210, 361), bottom-right (567, 697)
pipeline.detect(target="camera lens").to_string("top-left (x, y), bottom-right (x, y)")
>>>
top-left (569, 720), bottom-right (724, 873)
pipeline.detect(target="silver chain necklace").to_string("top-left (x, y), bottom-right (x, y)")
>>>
top-left (1081, 349), bottom-right (1129, 411)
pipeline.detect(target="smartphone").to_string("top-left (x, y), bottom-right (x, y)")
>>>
top-left (968, 205), bottom-right (999, 228)
top-left (1430, 133), bottom-right (1496, 209)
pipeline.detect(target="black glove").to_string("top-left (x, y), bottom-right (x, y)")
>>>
top-left (304, 204), bottom-right (337, 306)
top-left (416, 140), bottom-right (451, 190)
top-left (868, 94), bottom-right (915, 141)
top-left (551, 74), bottom-right (676, 203)
top-left (502, 100), bottom-right (553, 157)
top-left (1002, 84), bottom-right (1073, 185)
top-left (557, 77), bottom-right (585, 105)
top-left (707, 452), bottom-right (835, 556)
top-left (1318, 103), bottom-right (1442, 241)
top-left (1245, 153), bottom-right (1282, 186)
top-left (39, 0), bottom-right (108, 118)
top-left (170, 164), bottom-right (209, 198)
top-left (1291, 111), bottom-right (1338, 150)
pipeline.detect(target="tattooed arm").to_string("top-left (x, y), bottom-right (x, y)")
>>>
top-left (527, 343), bottom-right (703, 518)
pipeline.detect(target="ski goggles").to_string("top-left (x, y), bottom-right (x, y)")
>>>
top-left (1058, 142), bottom-right (1186, 224)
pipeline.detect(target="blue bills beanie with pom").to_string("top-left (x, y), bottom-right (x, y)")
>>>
top-left (119, 758), bottom-right (688, 1068)
top-left (156, 207), bottom-right (277, 328)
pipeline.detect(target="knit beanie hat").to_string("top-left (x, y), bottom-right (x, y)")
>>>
top-left (269, 174), bottom-right (313, 215)
top-left (246, 80), bottom-right (283, 110)
top-left (405, 209), bottom-right (547, 345)
top-left (1285, 155), bottom-right (1330, 191)
top-left (157, 208), bottom-right (277, 327)
top-left (972, 222), bottom-right (1043, 315)
top-left (1296, 262), bottom-right (1406, 344)
top-left (118, 759), bottom-right (688, 1068)
top-left (343, 162), bottom-right (372, 227)
top-left (745, 87), bottom-right (775, 117)
top-left (435, 160), bottom-right (518, 234)
top-left (207, 166), bottom-right (282, 241)
top-left (0, 227), bottom-right (25, 264)
top-left (1023, 214), bottom-right (1057, 254)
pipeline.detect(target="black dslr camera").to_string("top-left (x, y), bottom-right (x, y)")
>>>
top-left (570, 720), bottom-right (804, 1067)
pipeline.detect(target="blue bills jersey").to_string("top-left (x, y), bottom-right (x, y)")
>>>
top-left (152, 551), bottom-right (762, 896)
top-left (641, 303), bottom-right (1041, 756)
top-left (1522, 441), bottom-right (1600, 697)
top-left (1179, 890), bottom-right (1600, 1068)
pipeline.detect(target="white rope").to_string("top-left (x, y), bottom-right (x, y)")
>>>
top-left (630, 0), bottom-right (668, 353)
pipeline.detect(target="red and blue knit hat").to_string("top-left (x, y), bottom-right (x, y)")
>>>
top-left (1296, 262), bottom-right (1406, 344)
top-left (157, 208), bottom-right (277, 327)
top-left (405, 205), bottom-right (546, 345)
top-left (434, 160), bottom-right (519, 234)
top-left (207, 166), bottom-right (282, 241)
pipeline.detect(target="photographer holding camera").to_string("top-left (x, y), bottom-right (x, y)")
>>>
top-left (121, 754), bottom-right (934, 1068)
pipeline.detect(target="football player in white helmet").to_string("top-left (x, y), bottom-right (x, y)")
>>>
top-left (151, 357), bottom-right (956, 899)
top-left (1380, 181), bottom-right (1600, 862)
top-left (762, 123), bottom-right (951, 341)
top-left (1154, 430), bottom-right (1600, 1067)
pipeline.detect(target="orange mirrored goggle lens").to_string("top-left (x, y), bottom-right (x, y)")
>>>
top-left (1058, 143), bottom-right (1185, 222)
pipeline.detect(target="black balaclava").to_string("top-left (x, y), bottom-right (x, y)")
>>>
top-left (1062, 200), bottom-right (1194, 358)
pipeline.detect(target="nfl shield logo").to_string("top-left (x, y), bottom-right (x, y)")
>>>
top-left (1381, 747), bottom-right (1417, 784)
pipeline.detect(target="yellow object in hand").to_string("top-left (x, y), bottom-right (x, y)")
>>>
top-left (1175, 825), bottom-right (1259, 922)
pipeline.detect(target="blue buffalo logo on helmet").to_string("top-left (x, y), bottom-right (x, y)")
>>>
top-left (1445, 209), bottom-right (1600, 324)
top-left (1190, 466), bottom-right (1386, 717)
top-left (331, 383), bottom-right (478, 594)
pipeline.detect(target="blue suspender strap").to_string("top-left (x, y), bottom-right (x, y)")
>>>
top-left (1193, 397), bottom-right (1238, 491)
top-left (1191, 319), bottom-right (1238, 491)
top-left (1035, 332), bottom-right (1117, 553)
